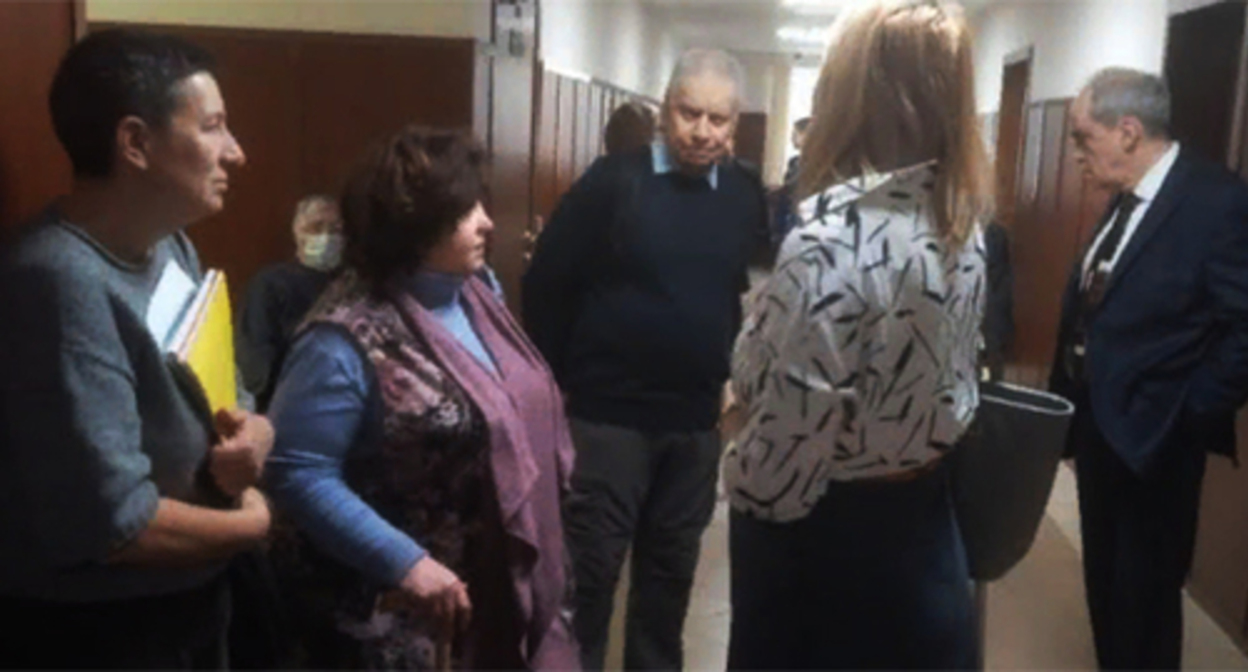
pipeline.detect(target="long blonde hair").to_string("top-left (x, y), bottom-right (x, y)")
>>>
top-left (799, 0), bottom-right (992, 247)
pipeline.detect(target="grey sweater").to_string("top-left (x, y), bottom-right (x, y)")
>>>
top-left (0, 210), bottom-right (225, 602)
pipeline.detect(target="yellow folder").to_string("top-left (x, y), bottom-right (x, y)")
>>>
top-left (170, 270), bottom-right (237, 413)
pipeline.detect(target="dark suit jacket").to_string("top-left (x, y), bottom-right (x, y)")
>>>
top-left (1049, 150), bottom-right (1248, 474)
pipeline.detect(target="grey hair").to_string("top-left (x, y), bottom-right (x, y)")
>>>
top-left (664, 49), bottom-right (746, 111)
top-left (291, 194), bottom-right (338, 236)
top-left (1084, 67), bottom-right (1171, 139)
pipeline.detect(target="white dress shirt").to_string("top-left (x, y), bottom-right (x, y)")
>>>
top-left (725, 163), bottom-right (986, 523)
top-left (1081, 143), bottom-right (1181, 283)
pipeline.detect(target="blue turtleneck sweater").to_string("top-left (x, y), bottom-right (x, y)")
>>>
top-left (407, 271), bottom-right (497, 373)
top-left (263, 270), bottom-right (500, 587)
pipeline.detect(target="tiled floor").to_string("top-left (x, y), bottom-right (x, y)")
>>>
top-left (599, 463), bottom-right (1248, 670)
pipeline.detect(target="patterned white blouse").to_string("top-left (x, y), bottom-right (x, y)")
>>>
top-left (725, 162), bottom-right (986, 523)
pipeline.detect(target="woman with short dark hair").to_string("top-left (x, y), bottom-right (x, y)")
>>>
top-left (0, 28), bottom-right (267, 669)
top-left (265, 126), bottom-right (579, 670)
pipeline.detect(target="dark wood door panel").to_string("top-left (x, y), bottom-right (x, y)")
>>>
top-left (0, 1), bottom-right (75, 233)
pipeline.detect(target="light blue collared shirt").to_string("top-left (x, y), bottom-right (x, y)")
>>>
top-left (651, 141), bottom-right (719, 190)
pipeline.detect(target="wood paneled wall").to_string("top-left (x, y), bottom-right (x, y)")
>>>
top-left (0, 0), bottom-right (77, 235)
top-left (1165, 0), bottom-right (1247, 169)
top-left (735, 112), bottom-right (769, 170)
top-left (528, 68), bottom-right (772, 229)
top-left (1191, 428), bottom-right (1248, 650)
top-left (532, 69), bottom-right (561, 228)
top-left (91, 23), bottom-right (481, 304)
top-left (553, 73), bottom-right (579, 202)
top-left (1001, 98), bottom-right (1112, 389)
top-left (1166, 2), bottom-right (1248, 649)
top-left (529, 65), bottom-right (655, 222)
top-left (995, 59), bottom-right (1032, 233)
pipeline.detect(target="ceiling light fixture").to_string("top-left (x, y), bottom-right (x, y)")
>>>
top-left (777, 25), bottom-right (831, 46)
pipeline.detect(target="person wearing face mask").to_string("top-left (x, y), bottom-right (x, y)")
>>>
top-left (523, 49), bottom-right (769, 671)
top-left (237, 195), bottom-right (343, 411)
top-left (263, 126), bottom-right (579, 670)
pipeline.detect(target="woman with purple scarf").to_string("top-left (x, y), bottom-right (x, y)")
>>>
top-left (264, 126), bottom-right (580, 670)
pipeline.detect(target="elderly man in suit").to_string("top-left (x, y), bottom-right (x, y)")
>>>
top-left (1050, 67), bottom-right (1248, 670)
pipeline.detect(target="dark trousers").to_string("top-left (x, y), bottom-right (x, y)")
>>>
top-left (1072, 398), bottom-right (1206, 670)
top-left (226, 549), bottom-right (292, 669)
top-left (563, 418), bottom-right (721, 671)
top-left (727, 464), bottom-right (977, 670)
top-left (0, 575), bottom-right (231, 669)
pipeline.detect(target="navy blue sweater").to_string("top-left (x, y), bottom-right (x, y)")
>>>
top-left (522, 148), bottom-right (768, 432)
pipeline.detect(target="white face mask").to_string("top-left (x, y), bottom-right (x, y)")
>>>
top-left (301, 233), bottom-right (344, 271)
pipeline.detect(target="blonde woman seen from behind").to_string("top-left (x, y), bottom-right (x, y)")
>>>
top-left (725, 1), bottom-right (991, 669)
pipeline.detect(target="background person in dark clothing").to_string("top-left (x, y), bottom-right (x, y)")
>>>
top-left (523, 48), bottom-right (767, 671)
top-left (604, 101), bottom-right (657, 157)
top-left (783, 116), bottom-right (811, 186)
top-left (236, 194), bottom-right (341, 410)
top-left (771, 116), bottom-right (811, 254)
top-left (983, 221), bottom-right (1015, 380)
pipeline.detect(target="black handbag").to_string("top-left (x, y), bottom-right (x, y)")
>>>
top-left (950, 381), bottom-right (1075, 582)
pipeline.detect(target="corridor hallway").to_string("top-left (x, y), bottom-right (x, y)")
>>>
top-left (604, 464), bottom-right (1248, 670)
top-left (4, 1), bottom-right (1248, 668)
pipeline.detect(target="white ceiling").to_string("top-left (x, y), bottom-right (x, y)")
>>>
top-left (642, 0), bottom-right (994, 57)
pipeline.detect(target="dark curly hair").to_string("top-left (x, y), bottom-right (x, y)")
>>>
top-left (340, 126), bottom-right (487, 286)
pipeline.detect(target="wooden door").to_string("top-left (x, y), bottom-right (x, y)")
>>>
top-left (1165, 0), bottom-right (1248, 169)
top-left (0, 0), bottom-right (77, 234)
top-left (735, 112), bottom-right (768, 170)
top-left (995, 55), bottom-right (1032, 230)
top-left (532, 65), bottom-right (561, 221)
top-left (299, 34), bottom-right (478, 192)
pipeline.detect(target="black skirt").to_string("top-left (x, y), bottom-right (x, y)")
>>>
top-left (728, 462), bottom-right (977, 670)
